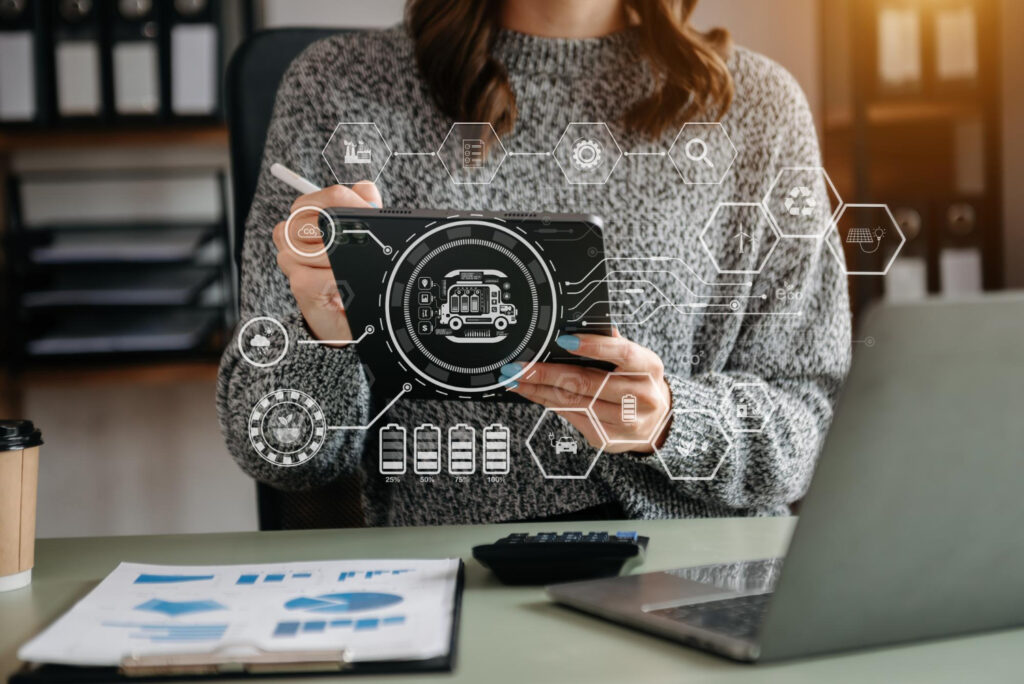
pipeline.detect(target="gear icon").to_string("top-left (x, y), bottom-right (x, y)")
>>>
top-left (571, 138), bottom-right (603, 171)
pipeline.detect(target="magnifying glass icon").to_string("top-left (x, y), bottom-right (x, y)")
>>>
top-left (684, 138), bottom-right (714, 168)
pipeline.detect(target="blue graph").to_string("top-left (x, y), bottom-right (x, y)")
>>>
top-left (284, 592), bottom-right (403, 614)
top-left (236, 571), bottom-right (313, 585)
top-left (338, 569), bottom-right (411, 581)
top-left (135, 599), bottom-right (226, 617)
top-left (103, 622), bottom-right (228, 643)
top-left (134, 574), bottom-right (214, 584)
top-left (273, 616), bottom-right (405, 637)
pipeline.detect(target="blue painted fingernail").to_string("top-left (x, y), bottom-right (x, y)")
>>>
top-left (369, 201), bottom-right (379, 208)
top-left (500, 362), bottom-right (522, 376)
top-left (556, 335), bottom-right (580, 351)
top-left (506, 381), bottom-right (519, 389)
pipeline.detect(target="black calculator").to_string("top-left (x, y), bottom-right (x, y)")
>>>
top-left (472, 531), bottom-right (649, 585)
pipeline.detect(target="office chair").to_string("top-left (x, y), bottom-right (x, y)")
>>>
top-left (226, 28), bottom-right (366, 530)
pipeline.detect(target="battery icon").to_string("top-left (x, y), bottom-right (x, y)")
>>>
top-left (448, 424), bottom-right (476, 475)
top-left (482, 424), bottom-right (510, 475)
top-left (378, 423), bottom-right (406, 474)
top-left (414, 424), bottom-right (442, 475)
top-left (621, 394), bottom-right (638, 424)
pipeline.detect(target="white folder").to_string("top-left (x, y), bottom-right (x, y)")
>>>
top-left (0, 31), bottom-right (36, 121)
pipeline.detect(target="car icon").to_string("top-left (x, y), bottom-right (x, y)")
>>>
top-left (554, 436), bottom-right (578, 455)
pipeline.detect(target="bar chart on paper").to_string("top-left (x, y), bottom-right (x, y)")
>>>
top-left (273, 616), bottom-right (406, 637)
top-left (236, 571), bottom-right (314, 585)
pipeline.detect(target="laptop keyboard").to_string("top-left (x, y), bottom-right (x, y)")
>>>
top-left (649, 593), bottom-right (773, 640)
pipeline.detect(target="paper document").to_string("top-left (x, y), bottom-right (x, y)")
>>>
top-left (19, 559), bottom-right (460, 667)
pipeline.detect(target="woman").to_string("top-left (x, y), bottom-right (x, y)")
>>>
top-left (217, 0), bottom-right (851, 525)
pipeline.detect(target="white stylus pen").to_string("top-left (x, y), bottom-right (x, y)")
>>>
top-left (270, 162), bottom-right (322, 194)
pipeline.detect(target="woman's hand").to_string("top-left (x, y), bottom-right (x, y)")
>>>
top-left (505, 330), bottom-right (673, 453)
top-left (271, 182), bottom-right (381, 344)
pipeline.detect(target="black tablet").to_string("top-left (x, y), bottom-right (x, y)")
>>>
top-left (322, 210), bottom-right (614, 400)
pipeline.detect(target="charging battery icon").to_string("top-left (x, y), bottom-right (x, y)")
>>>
top-left (378, 423), bottom-right (407, 474)
top-left (621, 394), bottom-right (638, 424)
top-left (448, 424), bottom-right (476, 475)
top-left (414, 424), bottom-right (442, 475)
top-left (482, 424), bottom-right (511, 475)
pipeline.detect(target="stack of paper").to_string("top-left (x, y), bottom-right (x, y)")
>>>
top-left (19, 559), bottom-right (461, 667)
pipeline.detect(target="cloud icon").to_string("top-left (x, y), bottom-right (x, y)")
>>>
top-left (250, 334), bottom-right (271, 348)
top-left (298, 223), bottom-right (324, 239)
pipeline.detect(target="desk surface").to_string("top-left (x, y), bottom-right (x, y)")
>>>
top-left (2, 518), bottom-right (1022, 683)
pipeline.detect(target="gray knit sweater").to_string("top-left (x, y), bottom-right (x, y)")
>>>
top-left (217, 26), bottom-right (851, 525)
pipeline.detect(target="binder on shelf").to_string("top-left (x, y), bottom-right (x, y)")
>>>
top-left (884, 205), bottom-right (928, 303)
top-left (0, 0), bottom-right (40, 123)
top-left (107, 0), bottom-right (161, 117)
top-left (164, 0), bottom-right (221, 118)
top-left (50, 0), bottom-right (107, 120)
top-left (940, 201), bottom-right (983, 296)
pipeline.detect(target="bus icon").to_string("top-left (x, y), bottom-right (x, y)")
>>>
top-left (437, 269), bottom-right (518, 341)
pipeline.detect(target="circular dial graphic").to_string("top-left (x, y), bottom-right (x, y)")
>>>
top-left (384, 220), bottom-right (558, 393)
top-left (249, 389), bottom-right (326, 466)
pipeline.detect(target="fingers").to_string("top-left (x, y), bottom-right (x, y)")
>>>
top-left (516, 362), bottom-right (610, 398)
top-left (272, 222), bottom-right (333, 266)
top-left (511, 381), bottom-right (621, 422)
top-left (288, 184), bottom-right (375, 214)
top-left (350, 181), bottom-right (382, 208)
top-left (279, 256), bottom-right (340, 300)
top-left (556, 333), bottom-right (664, 374)
top-left (516, 362), bottom-right (657, 405)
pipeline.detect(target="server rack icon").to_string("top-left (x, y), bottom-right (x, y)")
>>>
top-left (448, 424), bottom-right (476, 475)
top-left (414, 424), bottom-right (442, 475)
top-left (378, 423), bottom-right (407, 474)
top-left (482, 424), bottom-right (511, 475)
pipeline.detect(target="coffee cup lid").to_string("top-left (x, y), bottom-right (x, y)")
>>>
top-left (0, 420), bottom-right (43, 450)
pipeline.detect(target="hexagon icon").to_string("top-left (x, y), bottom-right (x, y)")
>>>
top-left (552, 122), bottom-right (623, 185)
top-left (322, 122), bottom-right (392, 185)
top-left (526, 408), bottom-right (605, 479)
top-left (667, 122), bottom-right (737, 185)
top-left (827, 204), bottom-right (906, 276)
top-left (589, 372), bottom-right (670, 447)
top-left (653, 409), bottom-right (733, 480)
top-left (722, 382), bottom-right (776, 433)
top-left (436, 122), bottom-right (507, 185)
top-left (763, 166), bottom-right (842, 238)
top-left (700, 202), bottom-right (781, 275)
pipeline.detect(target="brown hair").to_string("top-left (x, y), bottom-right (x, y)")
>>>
top-left (405, 0), bottom-right (734, 140)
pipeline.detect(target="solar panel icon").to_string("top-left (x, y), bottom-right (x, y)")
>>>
top-left (378, 423), bottom-right (407, 474)
top-left (414, 424), bottom-right (442, 475)
top-left (846, 227), bottom-right (874, 244)
top-left (846, 226), bottom-right (885, 254)
top-left (448, 424), bottom-right (476, 475)
top-left (482, 423), bottom-right (511, 475)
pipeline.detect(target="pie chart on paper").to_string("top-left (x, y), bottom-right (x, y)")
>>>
top-left (284, 592), bottom-right (403, 614)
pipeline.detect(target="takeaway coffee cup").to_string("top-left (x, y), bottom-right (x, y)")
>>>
top-left (0, 420), bottom-right (42, 592)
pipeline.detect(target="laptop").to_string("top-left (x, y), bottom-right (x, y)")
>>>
top-left (547, 295), bottom-right (1024, 662)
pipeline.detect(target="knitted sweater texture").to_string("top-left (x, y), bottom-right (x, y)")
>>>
top-left (217, 27), bottom-right (852, 525)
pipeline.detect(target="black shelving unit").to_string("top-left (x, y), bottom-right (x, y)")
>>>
top-left (3, 169), bottom-right (234, 369)
top-left (823, 0), bottom-right (1004, 315)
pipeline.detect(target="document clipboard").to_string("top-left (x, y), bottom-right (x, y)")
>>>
top-left (10, 561), bottom-right (464, 682)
